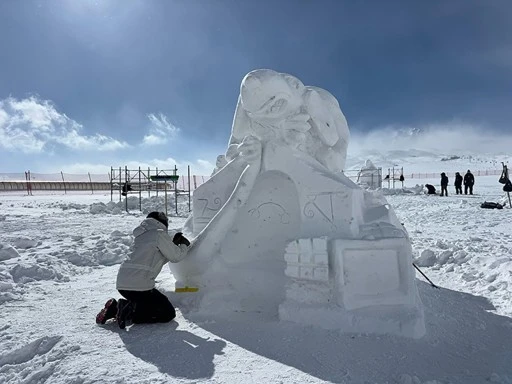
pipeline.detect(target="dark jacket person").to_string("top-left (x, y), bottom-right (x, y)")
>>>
top-left (440, 173), bottom-right (449, 196)
top-left (454, 172), bottom-right (463, 194)
top-left (464, 170), bottom-right (475, 195)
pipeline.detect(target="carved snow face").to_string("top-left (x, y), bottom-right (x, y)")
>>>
top-left (240, 70), bottom-right (304, 121)
top-left (231, 70), bottom-right (349, 170)
top-left (239, 71), bottom-right (310, 147)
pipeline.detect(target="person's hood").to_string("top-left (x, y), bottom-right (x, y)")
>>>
top-left (133, 218), bottom-right (167, 237)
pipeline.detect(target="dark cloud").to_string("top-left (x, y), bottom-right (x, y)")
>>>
top-left (0, 0), bottom-right (510, 171)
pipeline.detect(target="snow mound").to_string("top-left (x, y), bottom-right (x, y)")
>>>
top-left (0, 270), bottom-right (18, 304)
top-left (61, 232), bottom-right (132, 267)
top-left (382, 184), bottom-right (425, 195)
top-left (0, 335), bottom-right (63, 366)
top-left (11, 237), bottom-right (41, 249)
top-left (87, 195), bottom-right (189, 216)
top-left (0, 243), bottom-right (21, 261)
top-left (415, 249), bottom-right (437, 267)
top-left (0, 335), bottom-right (70, 384)
top-left (10, 263), bottom-right (69, 284)
top-left (59, 203), bottom-right (88, 210)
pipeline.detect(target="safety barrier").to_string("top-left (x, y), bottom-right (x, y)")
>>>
top-left (408, 169), bottom-right (501, 179)
top-left (0, 181), bottom-right (111, 192)
top-left (0, 171), bottom-right (211, 193)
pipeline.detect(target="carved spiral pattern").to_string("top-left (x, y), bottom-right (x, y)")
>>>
top-left (213, 197), bottom-right (222, 209)
top-left (303, 203), bottom-right (316, 218)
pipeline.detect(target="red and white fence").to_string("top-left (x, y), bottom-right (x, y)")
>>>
top-left (0, 172), bottom-right (211, 193)
top-left (406, 169), bottom-right (501, 179)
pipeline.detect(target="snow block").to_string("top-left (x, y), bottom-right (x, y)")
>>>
top-left (332, 238), bottom-right (416, 310)
top-left (280, 237), bottom-right (425, 338)
top-left (284, 238), bottom-right (329, 281)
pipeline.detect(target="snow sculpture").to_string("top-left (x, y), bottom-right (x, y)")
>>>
top-left (171, 69), bottom-right (425, 338)
top-left (357, 159), bottom-right (382, 189)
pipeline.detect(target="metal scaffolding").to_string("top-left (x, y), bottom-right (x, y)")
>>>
top-left (110, 166), bottom-right (192, 214)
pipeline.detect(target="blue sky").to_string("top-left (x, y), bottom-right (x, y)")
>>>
top-left (0, 0), bottom-right (511, 175)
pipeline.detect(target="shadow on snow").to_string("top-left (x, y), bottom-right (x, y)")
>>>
top-left (179, 281), bottom-right (512, 384)
top-left (117, 320), bottom-right (226, 380)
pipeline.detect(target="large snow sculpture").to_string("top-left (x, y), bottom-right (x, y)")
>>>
top-left (171, 69), bottom-right (425, 338)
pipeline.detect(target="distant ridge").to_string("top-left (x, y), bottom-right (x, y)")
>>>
top-left (346, 149), bottom-right (510, 174)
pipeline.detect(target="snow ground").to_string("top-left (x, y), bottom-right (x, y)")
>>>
top-left (0, 175), bottom-right (511, 384)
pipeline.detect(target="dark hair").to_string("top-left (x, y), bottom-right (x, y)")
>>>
top-left (146, 211), bottom-right (168, 228)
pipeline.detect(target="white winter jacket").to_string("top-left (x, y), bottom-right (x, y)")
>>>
top-left (116, 218), bottom-right (189, 291)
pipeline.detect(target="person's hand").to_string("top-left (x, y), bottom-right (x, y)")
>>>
top-left (173, 232), bottom-right (191, 247)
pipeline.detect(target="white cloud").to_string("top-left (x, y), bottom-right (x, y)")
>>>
top-left (196, 159), bottom-right (215, 175)
top-left (120, 158), bottom-right (211, 175)
top-left (60, 157), bottom-right (215, 179)
top-left (141, 134), bottom-right (161, 146)
top-left (56, 130), bottom-right (128, 151)
top-left (56, 163), bottom-right (114, 176)
top-left (0, 108), bottom-right (10, 127)
top-left (142, 113), bottom-right (179, 146)
top-left (0, 96), bottom-right (129, 153)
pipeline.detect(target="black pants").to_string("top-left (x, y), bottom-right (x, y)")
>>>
top-left (118, 288), bottom-right (176, 324)
top-left (465, 185), bottom-right (473, 195)
top-left (441, 185), bottom-right (448, 196)
top-left (455, 185), bottom-right (462, 194)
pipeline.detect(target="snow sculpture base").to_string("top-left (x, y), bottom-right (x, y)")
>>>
top-left (278, 300), bottom-right (424, 338)
top-left (170, 69), bottom-right (425, 339)
top-left (279, 238), bottom-right (425, 338)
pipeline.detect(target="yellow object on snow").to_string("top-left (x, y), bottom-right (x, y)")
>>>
top-left (174, 286), bottom-right (199, 293)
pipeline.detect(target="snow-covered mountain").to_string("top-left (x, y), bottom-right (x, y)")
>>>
top-left (346, 125), bottom-right (511, 175)
top-left (346, 149), bottom-right (510, 174)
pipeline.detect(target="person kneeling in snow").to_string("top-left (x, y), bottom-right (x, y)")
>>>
top-left (96, 211), bottom-right (191, 329)
top-left (425, 184), bottom-right (437, 195)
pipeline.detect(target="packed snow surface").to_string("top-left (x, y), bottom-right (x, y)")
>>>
top-left (1, 169), bottom-right (511, 383)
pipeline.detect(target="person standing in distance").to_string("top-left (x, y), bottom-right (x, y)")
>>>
top-left (440, 172), bottom-right (449, 196)
top-left (454, 172), bottom-right (463, 195)
top-left (464, 170), bottom-right (475, 195)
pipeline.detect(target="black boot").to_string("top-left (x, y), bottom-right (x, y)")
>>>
top-left (117, 299), bottom-right (134, 329)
